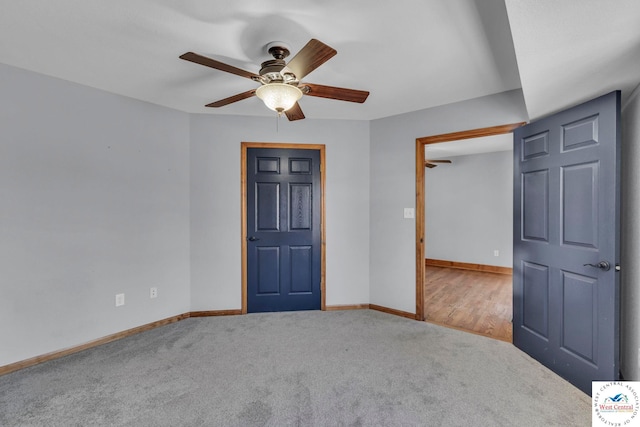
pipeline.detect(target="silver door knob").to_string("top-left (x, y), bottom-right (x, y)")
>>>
top-left (583, 261), bottom-right (611, 271)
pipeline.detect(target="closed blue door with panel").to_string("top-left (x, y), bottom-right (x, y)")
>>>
top-left (246, 148), bottom-right (321, 312)
top-left (513, 91), bottom-right (621, 394)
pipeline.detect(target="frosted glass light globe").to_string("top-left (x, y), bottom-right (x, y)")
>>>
top-left (256, 83), bottom-right (303, 113)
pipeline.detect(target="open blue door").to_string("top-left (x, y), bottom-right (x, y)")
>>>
top-left (246, 147), bottom-right (321, 312)
top-left (513, 91), bottom-right (621, 395)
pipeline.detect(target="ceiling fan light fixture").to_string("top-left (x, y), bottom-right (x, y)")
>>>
top-left (180, 39), bottom-right (368, 121)
top-left (256, 83), bottom-right (302, 113)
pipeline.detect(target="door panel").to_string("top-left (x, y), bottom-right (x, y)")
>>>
top-left (561, 271), bottom-right (597, 363)
top-left (513, 91), bottom-right (620, 395)
top-left (289, 246), bottom-right (312, 293)
top-left (522, 261), bottom-right (549, 339)
top-left (562, 163), bottom-right (598, 247)
top-left (290, 183), bottom-right (312, 230)
top-left (256, 247), bottom-right (280, 295)
top-left (522, 170), bottom-right (549, 241)
top-left (246, 147), bottom-right (321, 312)
top-left (256, 182), bottom-right (280, 231)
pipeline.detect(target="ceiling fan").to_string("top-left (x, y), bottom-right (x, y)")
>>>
top-left (425, 159), bottom-right (452, 168)
top-left (179, 39), bottom-right (369, 121)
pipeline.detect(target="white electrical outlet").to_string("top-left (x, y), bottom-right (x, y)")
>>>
top-left (150, 287), bottom-right (158, 299)
top-left (115, 293), bottom-right (125, 307)
top-left (404, 208), bottom-right (415, 219)
top-left (494, 250), bottom-right (500, 257)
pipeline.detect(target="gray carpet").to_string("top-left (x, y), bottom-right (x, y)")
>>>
top-left (0, 310), bottom-right (590, 426)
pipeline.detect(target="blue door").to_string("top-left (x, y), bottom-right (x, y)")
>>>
top-left (513, 91), bottom-right (621, 394)
top-left (246, 147), bottom-right (321, 312)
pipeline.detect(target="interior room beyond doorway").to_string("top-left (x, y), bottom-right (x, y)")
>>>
top-left (416, 124), bottom-right (524, 341)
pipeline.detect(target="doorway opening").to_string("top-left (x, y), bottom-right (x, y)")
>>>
top-left (414, 123), bottom-right (525, 338)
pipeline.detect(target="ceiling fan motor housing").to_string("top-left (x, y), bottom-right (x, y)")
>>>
top-left (259, 59), bottom-right (286, 80)
top-left (260, 42), bottom-right (293, 82)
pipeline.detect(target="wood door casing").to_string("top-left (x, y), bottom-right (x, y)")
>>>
top-left (246, 147), bottom-right (320, 312)
top-left (415, 123), bottom-right (526, 321)
top-left (241, 142), bottom-right (326, 314)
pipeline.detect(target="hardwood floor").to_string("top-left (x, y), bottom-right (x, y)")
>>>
top-left (424, 265), bottom-right (512, 342)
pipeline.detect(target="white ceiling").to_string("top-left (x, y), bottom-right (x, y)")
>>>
top-left (0, 1), bottom-right (638, 122)
top-left (506, 0), bottom-right (640, 120)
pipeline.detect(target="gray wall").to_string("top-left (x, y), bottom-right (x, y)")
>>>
top-left (0, 64), bottom-right (191, 366)
top-left (0, 63), bottom-right (371, 367)
top-left (189, 114), bottom-right (371, 310)
top-left (3, 61), bottom-right (637, 382)
top-left (425, 151), bottom-right (512, 267)
top-left (621, 84), bottom-right (640, 380)
top-left (369, 90), bottom-right (529, 313)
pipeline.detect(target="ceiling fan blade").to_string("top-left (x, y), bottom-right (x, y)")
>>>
top-left (425, 162), bottom-right (437, 168)
top-left (302, 83), bottom-right (369, 103)
top-left (426, 159), bottom-right (452, 163)
top-left (180, 52), bottom-right (260, 80)
top-left (286, 39), bottom-right (337, 80)
top-left (285, 102), bottom-right (305, 121)
top-left (205, 89), bottom-right (257, 108)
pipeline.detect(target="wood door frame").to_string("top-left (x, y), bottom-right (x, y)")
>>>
top-left (414, 123), bottom-right (525, 320)
top-left (241, 142), bottom-right (326, 314)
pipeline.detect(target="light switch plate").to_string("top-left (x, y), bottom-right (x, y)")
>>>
top-left (115, 293), bottom-right (125, 307)
top-left (404, 208), bottom-right (415, 219)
